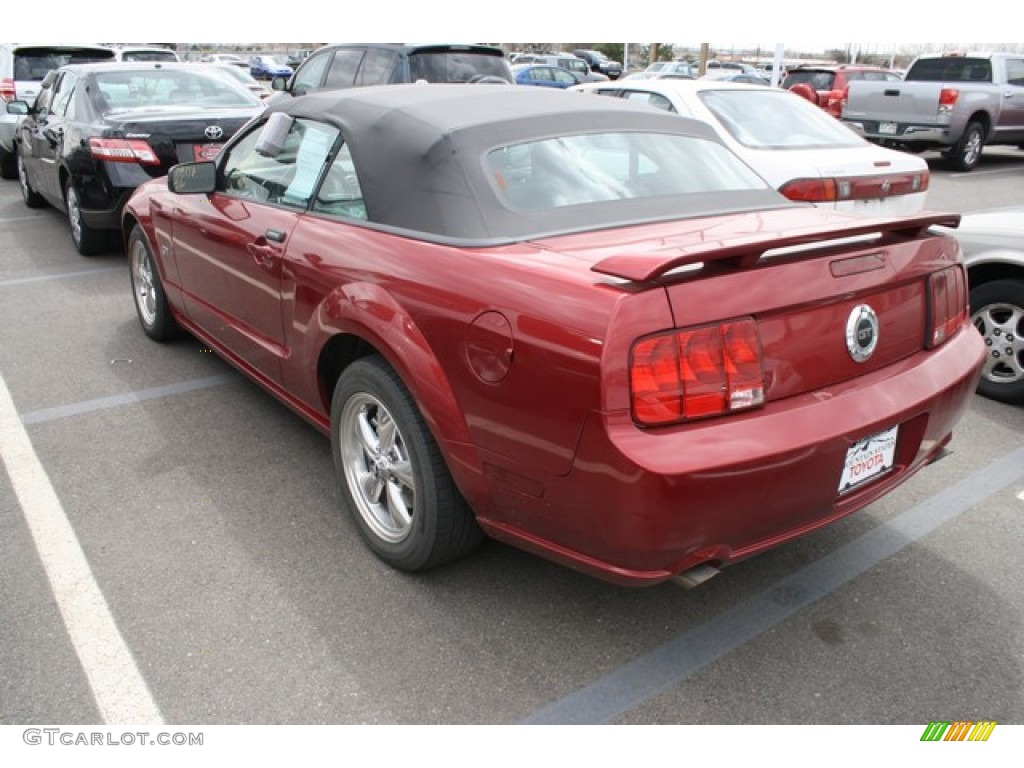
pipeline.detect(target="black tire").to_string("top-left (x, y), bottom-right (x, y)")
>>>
top-left (128, 226), bottom-right (182, 341)
top-left (16, 149), bottom-right (45, 208)
top-left (0, 145), bottom-right (16, 180)
top-left (65, 183), bottom-right (109, 256)
top-left (944, 121), bottom-right (984, 172)
top-left (970, 278), bottom-right (1024, 404)
top-left (331, 356), bottom-right (483, 572)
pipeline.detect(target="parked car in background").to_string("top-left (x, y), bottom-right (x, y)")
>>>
top-left (205, 62), bottom-right (272, 99)
top-left (512, 64), bottom-right (581, 89)
top-left (9, 61), bottom-right (263, 254)
top-left (273, 43), bottom-right (512, 97)
top-left (0, 43), bottom-right (116, 179)
top-left (702, 60), bottom-right (760, 79)
top-left (250, 55), bottom-right (294, 80)
top-left (573, 49), bottom-right (622, 79)
top-left (935, 206), bottom-right (1024, 403)
top-left (783, 65), bottom-right (901, 118)
top-left (199, 53), bottom-right (249, 68)
top-left (638, 60), bottom-right (695, 78)
top-left (122, 83), bottom-right (982, 587)
top-left (716, 72), bottom-right (771, 85)
top-left (512, 52), bottom-right (606, 83)
top-left (842, 51), bottom-right (1024, 171)
top-left (111, 46), bottom-right (180, 63)
top-left (570, 78), bottom-right (930, 216)
top-left (286, 49), bottom-right (313, 68)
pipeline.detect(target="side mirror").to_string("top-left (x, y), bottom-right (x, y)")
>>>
top-left (6, 100), bottom-right (30, 116)
top-left (168, 162), bottom-right (217, 194)
top-left (271, 75), bottom-right (288, 91)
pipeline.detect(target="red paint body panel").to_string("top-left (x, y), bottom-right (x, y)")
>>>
top-left (124, 173), bottom-right (985, 586)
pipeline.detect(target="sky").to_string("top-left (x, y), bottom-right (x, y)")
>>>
top-left (5, 3), bottom-right (989, 48)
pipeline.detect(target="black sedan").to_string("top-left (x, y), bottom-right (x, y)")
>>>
top-left (9, 62), bottom-right (264, 255)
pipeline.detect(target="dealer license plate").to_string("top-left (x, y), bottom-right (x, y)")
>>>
top-left (878, 121), bottom-right (898, 135)
top-left (838, 426), bottom-right (898, 494)
top-left (193, 143), bottom-right (223, 162)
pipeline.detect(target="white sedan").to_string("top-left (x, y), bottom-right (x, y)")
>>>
top-left (569, 78), bottom-right (930, 216)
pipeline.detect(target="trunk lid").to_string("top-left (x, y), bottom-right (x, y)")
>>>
top-left (102, 108), bottom-right (257, 170)
top-left (551, 208), bottom-right (962, 403)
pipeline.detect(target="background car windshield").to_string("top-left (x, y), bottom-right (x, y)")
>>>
top-left (486, 131), bottom-right (767, 209)
top-left (409, 52), bottom-right (510, 82)
top-left (700, 90), bottom-right (865, 149)
top-left (93, 70), bottom-right (258, 111)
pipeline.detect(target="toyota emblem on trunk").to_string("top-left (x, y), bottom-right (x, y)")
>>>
top-left (846, 305), bottom-right (879, 363)
top-left (204, 125), bottom-right (224, 140)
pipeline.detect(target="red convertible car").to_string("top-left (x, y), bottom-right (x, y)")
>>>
top-left (123, 85), bottom-right (984, 587)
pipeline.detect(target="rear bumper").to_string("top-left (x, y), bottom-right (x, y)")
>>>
top-left (478, 326), bottom-right (985, 586)
top-left (842, 120), bottom-right (952, 147)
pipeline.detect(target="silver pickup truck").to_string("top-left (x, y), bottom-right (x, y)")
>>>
top-left (842, 51), bottom-right (1024, 171)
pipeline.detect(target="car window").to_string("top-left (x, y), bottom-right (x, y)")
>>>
top-left (486, 132), bottom-right (767, 210)
top-left (221, 117), bottom-right (341, 209)
top-left (121, 50), bottom-right (177, 62)
top-left (622, 91), bottom-right (676, 113)
top-left (93, 69), bottom-right (255, 112)
top-left (312, 143), bottom-right (367, 220)
top-left (291, 50), bottom-right (332, 95)
top-left (357, 48), bottom-right (399, 86)
top-left (324, 49), bottom-right (365, 89)
top-left (907, 57), bottom-right (991, 82)
top-left (1004, 57), bottom-right (1024, 87)
top-left (51, 71), bottom-right (77, 117)
top-left (13, 47), bottom-right (114, 82)
top-left (408, 51), bottom-right (510, 83)
top-left (700, 89), bottom-right (865, 149)
top-left (553, 68), bottom-right (576, 84)
top-left (783, 70), bottom-right (835, 90)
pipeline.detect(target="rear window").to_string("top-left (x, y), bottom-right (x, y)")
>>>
top-left (486, 132), bottom-right (767, 210)
top-left (120, 50), bottom-right (178, 62)
top-left (13, 46), bottom-right (115, 81)
top-left (701, 89), bottom-right (865, 149)
top-left (906, 57), bottom-right (992, 82)
top-left (782, 70), bottom-right (835, 91)
top-left (93, 69), bottom-right (258, 112)
top-left (409, 51), bottom-right (511, 83)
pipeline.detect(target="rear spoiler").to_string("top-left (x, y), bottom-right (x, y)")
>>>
top-left (591, 212), bottom-right (961, 282)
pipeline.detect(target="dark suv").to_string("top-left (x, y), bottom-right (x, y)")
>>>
top-left (572, 49), bottom-right (622, 79)
top-left (272, 43), bottom-right (513, 97)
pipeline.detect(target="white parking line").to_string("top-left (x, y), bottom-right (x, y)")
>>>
top-left (0, 371), bottom-right (164, 725)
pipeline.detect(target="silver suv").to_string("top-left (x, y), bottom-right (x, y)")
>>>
top-left (1, 44), bottom-right (115, 178)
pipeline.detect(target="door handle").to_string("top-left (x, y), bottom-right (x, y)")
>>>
top-left (247, 240), bottom-right (279, 271)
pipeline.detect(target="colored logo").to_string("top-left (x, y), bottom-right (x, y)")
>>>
top-left (920, 720), bottom-right (996, 742)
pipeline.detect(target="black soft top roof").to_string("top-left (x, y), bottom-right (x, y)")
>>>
top-left (269, 84), bottom-right (785, 243)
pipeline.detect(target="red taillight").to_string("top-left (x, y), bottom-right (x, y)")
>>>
top-left (630, 318), bottom-right (765, 426)
top-left (0, 77), bottom-right (15, 102)
top-left (938, 88), bottom-right (959, 116)
top-left (927, 265), bottom-right (968, 348)
top-left (779, 172), bottom-right (929, 203)
top-left (88, 138), bottom-right (160, 166)
top-left (779, 178), bottom-right (837, 202)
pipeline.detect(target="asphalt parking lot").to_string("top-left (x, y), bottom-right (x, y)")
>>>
top-left (1, 149), bottom-right (1023, 736)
